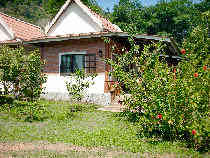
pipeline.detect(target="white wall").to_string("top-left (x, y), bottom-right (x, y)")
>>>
top-left (43, 73), bottom-right (105, 95)
top-left (0, 24), bottom-right (12, 41)
top-left (48, 3), bottom-right (102, 36)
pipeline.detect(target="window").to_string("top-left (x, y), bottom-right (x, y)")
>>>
top-left (60, 53), bottom-right (96, 75)
top-left (84, 54), bottom-right (96, 73)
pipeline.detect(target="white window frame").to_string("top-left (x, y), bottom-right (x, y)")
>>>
top-left (59, 51), bottom-right (87, 75)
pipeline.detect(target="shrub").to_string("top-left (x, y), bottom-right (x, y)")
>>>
top-left (66, 69), bottom-right (97, 102)
top-left (0, 45), bottom-right (46, 101)
top-left (0, 95), bottom-right (14, 106)
top-left (106, 26), bottom-right (209, 151)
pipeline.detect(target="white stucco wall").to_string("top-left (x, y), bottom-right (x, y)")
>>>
top-left (48, 3), bottom-right (102, 36)
top-left (43, 73), bottom-right (105, 94)
top-left (42, 73), bottom-right (111, 105)
top-left (0, 24), bottom-right (12, 41)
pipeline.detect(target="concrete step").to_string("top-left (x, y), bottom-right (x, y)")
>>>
top-left (97, 107), bottom-right (122, 112)
top-left (97, 95), bottom-right (128, 112)
top-left (97, 104), bottom-right (125, 112)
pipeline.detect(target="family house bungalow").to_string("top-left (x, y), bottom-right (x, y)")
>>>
top-left (0, 0), bottom-right (179, 105)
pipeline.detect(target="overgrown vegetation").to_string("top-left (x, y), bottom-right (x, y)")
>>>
top-left (0, 99), bottom-right (97, 122)
top-left (0, 46), bottom-right (47, 122)
top-left (106, 22), bottom-right (209, 152)
top-left (0, 46), bottom-right (46, 101)
top-left (0, 100), bottom-right (208, 157)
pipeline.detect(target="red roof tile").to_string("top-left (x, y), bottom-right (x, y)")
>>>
top-left (0, 12), bottom-right (44, 41)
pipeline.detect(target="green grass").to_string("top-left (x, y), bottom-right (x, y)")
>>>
top-left (0, 100), bottom-right (209, 158)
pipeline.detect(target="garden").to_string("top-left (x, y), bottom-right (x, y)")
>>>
top-left (0, 19), bottom-right (209, 158)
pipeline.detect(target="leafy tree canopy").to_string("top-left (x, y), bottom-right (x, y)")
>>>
top-left (111, 0), bottom-right (209, 43)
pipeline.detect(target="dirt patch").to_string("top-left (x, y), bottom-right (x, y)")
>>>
top-left (0, 142), bottom-right (148, 158)
top-left (0, 142), bottom-right (105, 153)
top-left (0, 142), bottom-right (186, 158)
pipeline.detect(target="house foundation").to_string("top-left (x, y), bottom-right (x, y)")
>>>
top-left (41, 73), bottom-right (111, 106)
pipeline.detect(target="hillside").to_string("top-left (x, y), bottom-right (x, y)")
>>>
top-left (0, 0), bottom-right (102, 29)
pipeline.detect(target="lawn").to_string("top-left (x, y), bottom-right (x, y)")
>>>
top-left (0, 100), bottom-right (209, 158)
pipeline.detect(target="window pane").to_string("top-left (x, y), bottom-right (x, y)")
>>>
top-left (61, 54), bottom-right (86, 74)
top-left (61, 55), bottom-right (71, 74)
top-left (73, 55), bottom-right (84, 72)
top-left (84, 54), bottom-right (96, 73)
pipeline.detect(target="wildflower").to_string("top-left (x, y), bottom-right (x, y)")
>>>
top-left (192, 129), bottom-right (196, 135)
top-left (181, 49), bottom-right (186, 55)
top-left (157, 114), bottom-right (162, 119)
top-left (194, 73), bottom-right (199, 77)
top-left (173, 68), bottom-right (176, 73)
top-left (203, 65), bottom-right (207, 71)
top-left (118, 100), bottom-right (122, 105)
top-left (168, 120), bottom-right (173, 125)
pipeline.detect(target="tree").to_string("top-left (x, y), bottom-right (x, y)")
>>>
top-left (111, 0), bottom-right (209, 43)
top-left (0, 46), bottom-right (47, 101)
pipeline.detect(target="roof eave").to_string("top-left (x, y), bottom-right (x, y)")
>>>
top-left (23, 32), bottom-right (173, 44)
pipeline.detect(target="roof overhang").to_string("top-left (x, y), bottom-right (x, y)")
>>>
top-left (23, 32), bottom-right (173, 44)
top-left (1, 31), bottom-right (179, 54)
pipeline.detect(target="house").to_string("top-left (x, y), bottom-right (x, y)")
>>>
top-left (0, 0), bottom-right (179, 105)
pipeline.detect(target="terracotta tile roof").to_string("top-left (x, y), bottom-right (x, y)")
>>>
top-left (0, 12), bottom-right (44, 41)
top-left (46, 0), bottom-right (122, 34)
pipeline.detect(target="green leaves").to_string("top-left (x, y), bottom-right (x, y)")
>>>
top-left (107, 24), bottom-right (209, 151)
top-left (66, 69), bottom-right (97, 102)
top-left (0, 45), bottom-right (46, 102)
top-left (111, 0), bottom-right (209, 43)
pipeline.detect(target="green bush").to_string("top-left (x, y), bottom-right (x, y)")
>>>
top-left (107, 26), bottom-right (209, 151)
top-left (0, 46), bottom-right (48, 122)
top-left (0, 45), bottom-right (46, 101)
top-left (0, 95), bottom-right (14, 106)
top-left (66, 69), bottom-right (96, 102)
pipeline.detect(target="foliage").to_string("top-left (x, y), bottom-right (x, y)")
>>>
top-left (66, 69), bottom-right (97, 102)
top-left (106, 25), bottom-right (209, 151)
top-left (12, 101), bottom-right (48, 122)
top-left (0, 45), bottom-right (46, 102)
top-left (111, 0), bottom-right (209, 43)
top-left (0, 0), bottom-right (50, 28)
